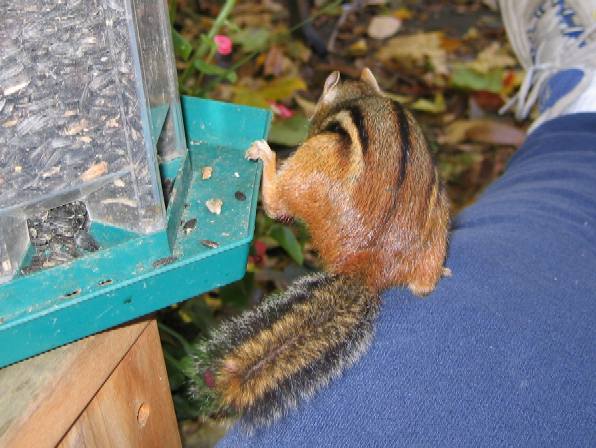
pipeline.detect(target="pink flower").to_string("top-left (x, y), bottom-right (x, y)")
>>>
top-left (203, 369), bottom-right (216, 388)
top-left (269, 101), bottom-right (294, 118)
top-left (214, 35), bottom-right (232, 56)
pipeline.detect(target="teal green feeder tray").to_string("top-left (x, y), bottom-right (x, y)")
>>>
top-left (0, 97), bottom-right (270, 368)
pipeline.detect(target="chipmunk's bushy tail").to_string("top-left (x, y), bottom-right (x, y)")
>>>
top-left (191, 273), bottom-right (381, 431)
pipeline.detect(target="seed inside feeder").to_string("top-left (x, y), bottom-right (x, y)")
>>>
top-left (0, 1), bottom-right (167, 235)
top-left (21, 201), bottom-right (100, 276)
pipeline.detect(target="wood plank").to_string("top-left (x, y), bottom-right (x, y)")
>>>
top-left (0, 319), bottom-right (149, 448)
top-left (58, 321), bottom-right (181, 448)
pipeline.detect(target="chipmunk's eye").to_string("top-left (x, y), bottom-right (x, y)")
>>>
top-left (323, 121), bottom-right (350, 141)
top-left (324, 121), bottom-right (342, 133)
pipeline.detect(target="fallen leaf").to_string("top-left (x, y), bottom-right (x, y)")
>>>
top-left (438, 152), bottom-right (484, 181)
top-left (284, 40), bottom-right (312, 62)
top-left (368, 16), bottom-right (402, 40)
top-left (467, 42), bottom-right (517, 74)
top-left (463, 26), bottom-right (480, 40)
top-left (393, 7), bottom-right (413, 20)
top-left (377, 32), bottom-right (448, 75)
top-left (268, 113), bottom-right (309, 147)
top-left (348, 39), bottom-right (368, 56)
top-left (482, 0), bottom-right (498, 11)
top-left (471, 91), bottom-right (504, 112)
top-left (410, 93), bottom-right (446, 114)
top-left (502, 69), bottom-right (524, 95)
top-left (264, 46), bottom-right (289, 77)
top-left (440, 36), bottom-right (463, 53)
top-left (205, 198), bottom-right (223, 215)
top-left (232, 76), bottom-right (307, 108)
top-left (440, 119), bottom-right (526, 147)
top-left (451, 66), bottom-right (503, 93)
top-left (385, 92), bottom-right (414, 104)
top-left (231, 27), bottom-right (270, 53)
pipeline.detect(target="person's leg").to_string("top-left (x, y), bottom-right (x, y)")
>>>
top-left (217, 112), bottom-right (596, 447)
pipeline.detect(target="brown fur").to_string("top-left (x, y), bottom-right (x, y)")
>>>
top-left (248, 69), bottom-right (449, 295)
top-left (214, 276), bottom-right (378, 413)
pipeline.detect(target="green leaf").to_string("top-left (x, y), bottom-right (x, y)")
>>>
top-left (158, 322), bottom-right (195, 355)
top-left (179, 296), bottom-right (216, 334)
top-left (193, 59), bottom-right (238, 83)
top-left (172, 29), bottom-right (192, 61)
top-left (450, 66), bottom-right (503, 93)
top-left (218, 273), bottom-right (254, 309)
top-left (410, 93), bottom-right (446, 114)
top-left (168, 0), bottom-right (178, 25)
top-left (269, 224), bottom-right (304, 265)
top-left (232, 76), bottom-right (307, 108)
top-left (268, 113), bottom-right (309, 147)
top-left (231, 27), bottom-right (271, 53)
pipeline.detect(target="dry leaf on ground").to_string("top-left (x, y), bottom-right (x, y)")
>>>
top-left (467, 42), bottom-right (517, 74)
top-left (440, 119), bottom-right (526, 147)
top-left (367, 16), bottom-right (402, 40)
top-left (377, 32), bottom-right (448, 75)
top-left (232, 76), bottom-right (307, 108)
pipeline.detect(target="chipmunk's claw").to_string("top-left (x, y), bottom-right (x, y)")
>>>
top-left (245, 139), bottom-right (272, 161)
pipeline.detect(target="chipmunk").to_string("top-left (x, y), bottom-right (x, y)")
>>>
top-left (191, 68), bottom-right (450, 431)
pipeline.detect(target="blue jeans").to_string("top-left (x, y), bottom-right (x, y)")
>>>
top-left (218, 114), bottom-right (596, 447)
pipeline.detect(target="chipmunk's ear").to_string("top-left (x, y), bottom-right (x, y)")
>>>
top-left (323, 71), bottom-right (340, 94)
top-left (360, 68), bottom-right (382, 93)
top-left (320, 71), bottom-right (341, 104)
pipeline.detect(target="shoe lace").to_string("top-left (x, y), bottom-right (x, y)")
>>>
top-left (500, 17), bottom-right (596, 120)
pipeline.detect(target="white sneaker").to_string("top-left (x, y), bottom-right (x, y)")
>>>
top-left (499, 0), bottom-right (596, 131)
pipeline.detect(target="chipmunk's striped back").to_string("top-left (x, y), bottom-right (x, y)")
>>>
top-left (274, 70), bottom-right (449, 295)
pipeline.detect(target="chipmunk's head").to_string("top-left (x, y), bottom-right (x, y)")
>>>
top-left (310, 69), bottom-right (383, 132)
top-left (317, 68), bottom-right (382, 107)
top-left (307, 68), bottom-right (408, 178)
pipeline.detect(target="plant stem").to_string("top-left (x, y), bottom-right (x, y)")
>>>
top-left (288, 0), bottom-right (343, 34)
top-left (158, 322), bottom-right (195, 355)
top-left (179, 0), bottom-right (237, 87)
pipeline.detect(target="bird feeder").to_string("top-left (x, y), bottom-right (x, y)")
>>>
top-left (0, 0), bottom-right (270, 367)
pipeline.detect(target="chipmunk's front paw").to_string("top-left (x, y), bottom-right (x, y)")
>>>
top-left (245, 140), bottom-right (273, 162)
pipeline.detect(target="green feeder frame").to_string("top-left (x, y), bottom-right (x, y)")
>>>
top-left (0, 97), bottom-right (270, 368)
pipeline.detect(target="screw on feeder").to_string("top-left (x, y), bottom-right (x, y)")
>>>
top-left (136, 401), bottom-right (150, 427)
